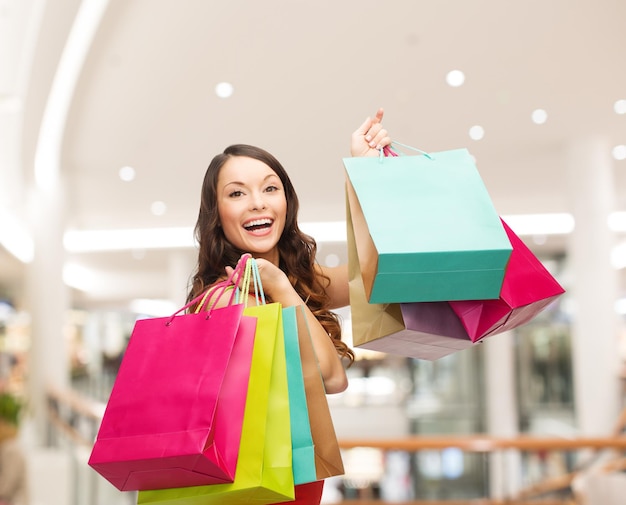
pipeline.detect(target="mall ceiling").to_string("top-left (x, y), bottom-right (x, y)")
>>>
top-left (2, 0), bottom-right (626, 312)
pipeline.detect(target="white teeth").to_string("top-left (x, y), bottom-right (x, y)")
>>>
top-left (244, 219), bottom-right (272, 229)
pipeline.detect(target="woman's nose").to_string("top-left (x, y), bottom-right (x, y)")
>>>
top-left (250, 192), bottom-right (266, 211)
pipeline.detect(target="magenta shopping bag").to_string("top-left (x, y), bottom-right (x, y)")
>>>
top-left (449, 219), bottom-right (565, 341)
top-left (137, 258), bottom-right (295, 505)
top-left (88, 265), bottom-right (256, 491)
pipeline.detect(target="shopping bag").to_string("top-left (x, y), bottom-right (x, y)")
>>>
top-left (344, 146), bottom-right (512, 303)
top-left (88, 261), bottom-right (256, 491)
top-left (348, 198), bottom-right (475, 360)
top-left (138, 259), bottom-right (295, 505)
top-left (449, 218), bottom-right (565, 341)
top-left (282, 306), bottom-right (317, 485)
top-left (349, 213), bottom-right (566, 357)
top-left (294, 305), bottom-right (345, 478)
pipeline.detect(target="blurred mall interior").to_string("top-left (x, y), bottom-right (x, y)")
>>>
top-left (2, 1), bottom-right (626, 504)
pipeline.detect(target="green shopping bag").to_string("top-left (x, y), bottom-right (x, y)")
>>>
top-left (344, 146), bottom-right (512, 303)
top-left (282, 306), bottom-right (316, 485)
top-left (138, 300), bottom-right (294, 505)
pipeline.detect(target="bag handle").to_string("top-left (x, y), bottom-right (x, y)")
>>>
top-left (380, 141), bottom-right (433, 161)
top-left (164, 254), bottom-right (251, 325)
top-left (236, 257), bottom-right (266, 306)
top-left (194, 254), bottom-right (252, 313)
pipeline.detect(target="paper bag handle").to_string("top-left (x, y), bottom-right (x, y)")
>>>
top-left (237, 257), bottom-right (266, 306)
top-left (165, 254), bottom-right (250, 324)
top-left (380, 141), bottom-right (433, 161)
top-left (194, 253), bottom-right (252, 313)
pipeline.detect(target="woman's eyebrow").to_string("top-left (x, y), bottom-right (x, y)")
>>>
top-left (264, 173), bottom-right (282, 183)
top-left (222, 173), bottom-right (278, 188)
top-left (223, 180), bottom-right (245, 188)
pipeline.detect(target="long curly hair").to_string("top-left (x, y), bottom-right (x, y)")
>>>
top-left (187, 144), bottom-right (354, 364)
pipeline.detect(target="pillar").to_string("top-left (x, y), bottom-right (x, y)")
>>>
top-left (26, 180), bottom-right (70, 445)
top-left (484, 332), bottom-right (522, 498)
top-left (566, 136), bottom-right (622, 435)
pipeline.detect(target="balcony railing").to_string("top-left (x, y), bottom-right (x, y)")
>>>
top-left (45, 386), bottom-right (626, 505)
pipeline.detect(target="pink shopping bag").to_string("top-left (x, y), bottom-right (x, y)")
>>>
top-left (88, 261), bottom-right (256, 491)
top-left (449, 218), bottom-right (565, 341)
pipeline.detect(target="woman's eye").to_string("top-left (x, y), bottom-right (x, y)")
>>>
top-left (265, 185), bottom-right (279, 193)
top-left (228, 190), bottom-right (244, 198)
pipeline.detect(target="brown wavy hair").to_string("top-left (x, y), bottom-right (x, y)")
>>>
top-left (187, 144), bottom-right (354, 364)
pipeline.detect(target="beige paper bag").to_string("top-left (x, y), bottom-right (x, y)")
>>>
top-left (295, 305), bottom-right (345, 479)
top-left (346, 183), bottom-right (475, 360)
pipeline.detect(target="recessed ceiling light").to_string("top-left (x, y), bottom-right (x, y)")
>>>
top-left (531, 109), bottom-right (548, 124)
top-left (63, 227), bottom-right (195, 252)
top-left (324, 253), bottom-right (340, 267)
top-left (614, 99), bottom-right (626, 115)
top-left (612, 144), bottom-right (626, 161)
top-left (299, 221), bottom-right (346, 242)
top-left (503, 213), bottom-right (575, 235)
top-left (215, 82), bottom-right (234, 98)
top-left (129, 298), bottom-right (178, 317)
top-left (446, 70), bottom-right (465, 87)
top-left (118, 165), bottom-right (136, 181)
top-left (468, 125), bottom-right (484, 140)
top-left (150, 201), bottom-right (167, 216)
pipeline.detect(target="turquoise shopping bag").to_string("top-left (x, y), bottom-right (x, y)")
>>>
top-left (282, 306), bottom-right (317, 485)
top-left (344, 147), bottom-right (512, 303)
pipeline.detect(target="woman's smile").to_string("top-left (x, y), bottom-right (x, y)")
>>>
top-left (242, 217), bottom-right (274, 234)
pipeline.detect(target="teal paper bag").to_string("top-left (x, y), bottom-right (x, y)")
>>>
top-left (344, 148), bottom-right (512, 303)
top-left (282, 306), bottom-right (317, 485)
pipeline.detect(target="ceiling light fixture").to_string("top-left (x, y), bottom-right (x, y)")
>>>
top-left (118, 165), bottom-right (136, 181)
top-left (612, 144), bottom-right (626, 161)
top-left (63, 263), bottom-right (99, 291)
top-left (446, 70), bottom-right (465, 87)
top-left (300, 221), bottom-right (346, 242)
top-left (608, 211), bottom-right (626, 231)
top-left (324, 253), bottom-right (340, 268)
top-left (63, 227), bottom-right (195, 252)
top-left (614, 99), bottom-right (626, 115)
top-left (62, 214), bottom-right (582, 255)
top-left (614, 298), bottom-right (626, 314)
top-left (611, 241), bottom-right (626, 269)
top-left (468, 125), bottom-right (484, 140)
top-left (531, 109), bottom-right (548, 124)
top-left (501, 213), bottom-right (575, 235)
top-left (215, 82), bottom-right (234, 98)
top-left (150, 201), bottom-right (167, 216)
top-left (129, 298), bottom-right (178, 317)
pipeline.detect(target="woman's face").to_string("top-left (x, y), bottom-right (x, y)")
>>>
top-left (216, 155), bottom-right (287, 263)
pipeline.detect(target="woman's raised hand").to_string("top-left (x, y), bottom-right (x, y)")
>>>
top-left (350, 107), bottom-right (392, 157)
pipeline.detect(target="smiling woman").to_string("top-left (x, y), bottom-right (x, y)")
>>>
top-left (186, 110), bottom-right (392, 394)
